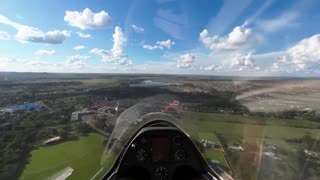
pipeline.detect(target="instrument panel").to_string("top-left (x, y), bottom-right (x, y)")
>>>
top-left (116, 127), bottom-right (208, 180)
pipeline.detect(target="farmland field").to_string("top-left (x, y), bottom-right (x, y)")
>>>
top-left (183, 112), bottom-right (320, 179)
top-left (20, 133), bottom-right (106, 180)
top-left (184, 112), bottom-right (320, 153)
top-left (184, 112), bottom-right (320, 138)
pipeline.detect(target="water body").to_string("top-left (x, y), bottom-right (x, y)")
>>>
top-left (130, 80), bottom-right (181, 87)
top-left (7, 103), bottom-right (42, 111)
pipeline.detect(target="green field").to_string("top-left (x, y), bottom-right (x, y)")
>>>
top-left (183, 112), bottom-right (320, 179)
top-left (202, 151), bottom-right (228, 166)
top-left (197, 132), bottom-right (228, 166)
top-left (184, 112), bottom-right (320, 148)
top-left (80, 79), bottom-right (120, 88)
top-left (20, 133), bottom-right (106, 180)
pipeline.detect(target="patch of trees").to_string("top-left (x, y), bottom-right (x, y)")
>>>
top-left (0, 106), bottom-right (79, 179)
top-left (87, 86), bottom-right (248, 113)
top-left (0, 130), bottom-right (37, 179)
top-left (0, 81), bottom-right (82, 88)
top-left (286, 135), bottom-right (320, 151)
top-left (74, 123), bottom-right (94, 135)
top-left (251, 110), bottom-right (320, 125)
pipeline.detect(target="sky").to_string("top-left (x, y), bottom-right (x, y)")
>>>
top-left (0, 0), bottom-right (320, 76)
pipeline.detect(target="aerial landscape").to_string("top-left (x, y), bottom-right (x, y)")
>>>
top-left (1, 0), bottom-right (320, 179)
top-left (0, 72), bottom-right (319, 180)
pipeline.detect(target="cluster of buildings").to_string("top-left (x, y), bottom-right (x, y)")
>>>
top-left (263, 144), bottom-right (281, 160)
top-left (304, 150), bottom-right (320, 159)
top-left (71, 109), bottom-right (96, 121)
top-left (0, 102), bottom-right (42, 113)
top-left (71, 99), bottom-right (120, 122)
top-left (69, 99), bottom-right (123, 136)
top-left (200, 139), bottom-right (222, 149)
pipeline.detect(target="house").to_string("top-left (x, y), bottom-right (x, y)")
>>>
top-left (43, 136), bottom-right (61, 145)
top-left (304, 150), bottom-right (320, 158)
top-left (200, 139), bottom-right (221, 149)
top-left (265, 144), bottom-right (277, 151)
top-left (263, 152), bottom-right (281, 160)
top-left (228, 145), bottom-right (244, 152)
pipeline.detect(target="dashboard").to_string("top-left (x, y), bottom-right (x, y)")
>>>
top-left (112, 126), bottom-right (217, 180)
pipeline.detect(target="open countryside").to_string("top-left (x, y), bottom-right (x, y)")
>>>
top-left (0, 73), bottom-right (319, 180)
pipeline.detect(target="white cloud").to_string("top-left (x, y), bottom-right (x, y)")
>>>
top-left (194, 51), bottom-right (265, 73)
top-left (64, 8), bottom-right (112, 30)
top-left (247, 35), bottom-right (320, 73)
top-left (130, 25), bottom-right (144, 33)
top-left (203, 65), bottom-right (215, 71)
top-left (177, 63), bottom-right (191, 68)
top-left (0, 57), bottom-right (16, 63)
top-left (66, 55), bottom-right (90, 61)
top-left (143, 39), bottom-right (175, 50)
top-left (73, 45), bottom-right (86, 50)
top-left (229, 52), bottom-right (261, 71)
top-left (0, 57), bottom-right (16, 70)
top-left (270, 62), bottom-right (280, 72)
top-left (35, 49), bottom-right (56, 55)
top-left (257, 11), bottom-right (299, 32)
top-left (90, 48), bottom-right (117, 63)
top-left (157, 39), bottom-right (175, 48)
top-left (16, 28), bottom-right (70, 44)
top-left (0, 31), bottom-right (10, 40)
top-left (2, 58), bottom-right (61, 72)
top-left (117, 59), bottom-right (133, 66)
top-left (91, 47), bottom-right (133, 66)
top-left (0, 14), bottom-right (70, 44)
top-left (90, 26), bottom-right (132, 66)
top-left (231, 52), bottom-right (255, 67)
top-left (0, 56), bottom-right (95, 72)
top-left (177, 53), bottom-right (195, 68)
top-left (65, 59), bottom-right (85, 67)
top-left (202, 34), bottom-right (320, 73)
top-left (23, 60), bottom-right (52, 67)
top-left (202, 65), bottom-right (219, 71)
top-left (143, 45), bottom-right (163, 50)
top-left (64, 55), bottom-right (90, 68)
top-left (112, 26), bottom-right (127, 57)
top-left (90, 48), bottom-right (112, 61)
top-left (286, 34), bottom-right (320, 70)
top-left (199, 23), bottom-right (260, 51)
top-left (77, 32), bottom-right (91, 38)
top-left (178, 53), bottom-right (195, 63)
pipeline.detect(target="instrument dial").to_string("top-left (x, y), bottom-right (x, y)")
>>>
top-left (155, 166), bottom-right (168, 180)
top-left (136, 148), bottom-right (147, 162)
top-left (174, 149), bottom-right (186, 161)
top-left (174, 135), bottom-right (183, 146)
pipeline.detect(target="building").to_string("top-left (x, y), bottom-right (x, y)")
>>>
top-left (200, 139), bottom-right (221, 149)
top-left (98, 107), bottom-right (116, 114)
top-left (228, 145), bottom-right (244, 152)
top-left (71, 110), bottom-right (95, 121)
top-left (43, 136), bottom-right (61, 145)
top-left (263, 152), bottom-right (281, 160)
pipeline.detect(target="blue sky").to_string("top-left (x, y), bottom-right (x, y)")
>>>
top-left (0, 0), bottom-right (320, 76)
